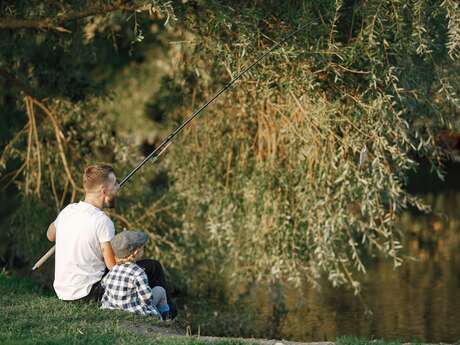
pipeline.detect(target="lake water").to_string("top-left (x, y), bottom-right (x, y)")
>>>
top-left (179, 165), bottom-right (460, 343)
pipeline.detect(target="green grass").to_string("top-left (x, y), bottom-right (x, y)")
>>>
top-left (0, 271), bottom-right (246, 345)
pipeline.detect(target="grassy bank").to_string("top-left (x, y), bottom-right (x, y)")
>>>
top-left (0, 271), bottom-right (241, 345)
top-left (0, 272), bottom-right (425, 345)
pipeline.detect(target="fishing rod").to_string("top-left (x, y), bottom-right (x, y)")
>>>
top-left (31, 22), bottom-right (308, 271)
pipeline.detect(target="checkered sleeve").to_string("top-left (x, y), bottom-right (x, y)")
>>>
top-left (101, 263), bottom-right (160, 317)
top-left (134, 270), bottom-right (152, 305)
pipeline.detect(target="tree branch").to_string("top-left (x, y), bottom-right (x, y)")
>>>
top-left (0, 1), bottom-right (146, 31)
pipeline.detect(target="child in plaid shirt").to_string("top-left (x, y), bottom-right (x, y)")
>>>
top-left (101, 230), bottom-right (171, 320)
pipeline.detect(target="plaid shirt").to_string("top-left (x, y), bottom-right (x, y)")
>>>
top-left (101, 262), bottom-right (160, 318)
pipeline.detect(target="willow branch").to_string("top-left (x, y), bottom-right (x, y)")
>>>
top-left (0, 124), bottom-right (29, 164)
top-left (0, 1), bottom-right (146, 31)
top-left (26, 96), bottom-right (42, 197)
top-left (60, 177), bottom-right (69, 209)
top-left (24, 98), bottom-right (33, 194)
top-left (31, 98), bottom-right (81, 193)
top-left (0, 162), bottom-right (26, 190)
top-left (49, 168), bottom-right (60, 212)
top-left (106, 211), bottom-right (132, 228)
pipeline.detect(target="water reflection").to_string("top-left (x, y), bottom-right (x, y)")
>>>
top-left (180, 191), bottom-right (460, 343)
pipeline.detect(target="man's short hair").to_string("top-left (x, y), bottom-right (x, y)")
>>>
top-left (83, 164), bottom-right (115, 191)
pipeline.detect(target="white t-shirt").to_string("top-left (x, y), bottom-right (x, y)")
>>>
top-left (53, 201), bottom-right (115, 300)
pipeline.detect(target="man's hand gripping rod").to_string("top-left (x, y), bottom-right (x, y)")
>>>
top-left (31, 23), bottom-right (308, 271)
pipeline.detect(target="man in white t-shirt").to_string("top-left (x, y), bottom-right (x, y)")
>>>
top-left (46, 164), bottom-right (118, 301)
top-left (46, 163), bottom-right (178, 317)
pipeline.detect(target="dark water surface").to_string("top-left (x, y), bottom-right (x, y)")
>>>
top-left (180, 191), bottom-right (460, 343)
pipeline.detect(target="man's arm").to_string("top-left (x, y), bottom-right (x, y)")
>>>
top-left (47, 223), bottom-right (56, 242)
top-left (101, 241), bottom-right (116, 270)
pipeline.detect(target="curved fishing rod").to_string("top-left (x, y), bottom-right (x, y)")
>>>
top-left (32, 22), bottom-right (308, 271)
